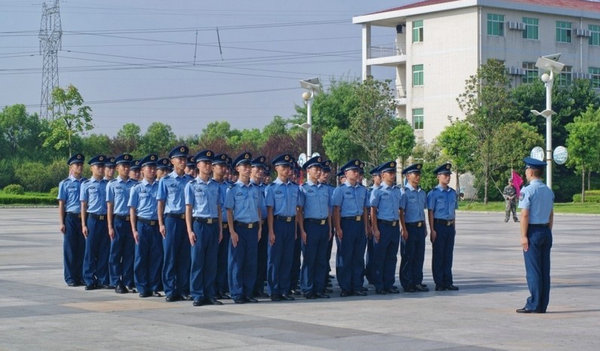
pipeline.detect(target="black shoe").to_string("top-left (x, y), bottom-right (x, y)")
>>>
top-left (353, 290), bottom-right (367, 296)
top-left (404, 287), bottom-right (416, 293)
top-left (207, 298), bottom-right (223, 305)
top-left (84, 284), bottom-right (96, 291)
top-left (414, 284), bottom-right (429, 292)
top-left (193, 298), bottom-right (206, 306)
top-left (446, 285), bottom-right (459, 291)
top-left (360, 286), bottom-right (368, 292)
top-left (165, 295), bottom-right (180, 302)
top-left (435, 285), bottom-right (446, 291)
top-left (315, 292), bottom-right (330, 298)
top-left (514, 219), bottom-right (520, 222)
top-left (516, 308), bottom-right (535, 313)
top-left (375, 289), bottom-right (387, 295)
top-left (387, 286), bottom-right (401, 294)
top-left (115, 284), bottom-right (128, 294)
top-left (340, 290), bottom-right (352, 297)
top-left (233, 298), bottom-right (246, 304)
top-left (153, 291), bottom-right (163, 297)
top-left (139, 291), bottom-right (152, 298)
top-left (246, 297), bottom-right (259, 303)
top-left (304, 293), bottom-right (317, 299)
top-left (325, 288), bottom-right (333, 293)
top-left (504, 218), bottom-right (509, 222)
top-left (128, 286), bottom-right (137, 293)
top-left (219, 293), bottom-right (231, 300)
top-left (180, 294), bottom-right (192, 301)
top-left (281, 294), bottom-right (295, 301)
top-left (100, 284), bottom-right (114, 289)
top-left (67, 281), bottom-right (77, 287)
top-left (270, 294), bottom-right (282, 302)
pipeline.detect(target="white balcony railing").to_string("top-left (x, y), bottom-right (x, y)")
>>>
top-left (368, 44), bottom-right (405, 59)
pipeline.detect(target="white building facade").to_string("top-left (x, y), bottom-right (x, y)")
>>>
top-left (353, 0), bottom-right (600, 142)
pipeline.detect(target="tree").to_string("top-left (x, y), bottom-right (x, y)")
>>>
top-left (322, 126), bottom-right (364, 169)
top-left (42, 85), bottom-right (93, 157)
top-left (566, 106), bottom-right (600, 202)
top-left (437, 120), bottom-right (477, 193)
top-left (0, 104), bottom-right (49, 159)
top-left (386, 119), bottom-right (415, 182)
top-left (115, 123), bottom-right (142, 154)
top-left (139, 122), bottom-right (176, 155)
top-left (456, 59), bottom-right (518, 203)
top-left (81, 134), bottom-right (112, 158)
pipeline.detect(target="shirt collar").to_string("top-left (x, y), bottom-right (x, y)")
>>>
top-left (68, 175), bottom-right (82, 182)
top-left (142, 178), bottom-right (154, 186)
top-left (436, 184), bottom-right (451, 192)
top-left (274, 178), bottom-right (289, 185)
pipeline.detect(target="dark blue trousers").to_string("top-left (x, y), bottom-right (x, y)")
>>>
top-left (162, 216), bottom-right (191, 298)
top-left (290, 226), bottom-right (302, 291)
top-left (63, 213), bottom-right (85, 285)
top-left (83, 215), bottom-right (110, 286)
top-left (215, 224), bottom-right (230, 295)
top-left (400, 223), bottom-right (426, 289)
top-left (432, 222), bottom-right (455, 288)
top-left (335, 219), bottom-right (366, 292)
top-left (109, 217), bottom-right (135, 287)
top-left (267, 219), bottom-right (295, 296)
top-left (300, 221), bottom-right (329, 294)
top-left (190, 220), bottom-right (219, 301)
top-left (523, 226), bottom-right (552, 312)
top-left (134, 221), bottom-right (163, 295)
top-left (372, 222), bottom-right (400, 291)
top-left (365, 235), bottom-right (374, 284)
top-left (228, 224), bottom-right (258, 299)
top-left (254, 222), bottom-right (268, 295)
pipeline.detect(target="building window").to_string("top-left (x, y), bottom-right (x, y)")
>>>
top-left (412, 64), bottom-right (424, 86)
top-left (522, 62), bottom-right (538, 84)
top-left (590, 67), bottom-right (600, 88)
top-left (412, 108), bottom-right (424, 130)
top-left (557, 66), bottom-right (572, 86)
top-left (523, 17), bottom-right (538, 39)
top-left (412, 20), bottom-right (423, 43)
top-left (487, 14), bottom-right (504, 36)
top-left (589, 24), bottom-right (600, 46)
top-left (556, 21), bottom-right (572, 43)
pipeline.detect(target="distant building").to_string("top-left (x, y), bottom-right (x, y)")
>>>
top-left (353, 0), bottom-right (600, 143)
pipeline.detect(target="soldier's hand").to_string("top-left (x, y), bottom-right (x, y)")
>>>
top-left (301, 230), bottom-right (307, 245)
top-left (401, 229), bottom-right (408, 241)
top-left (269, 231), bottom-right (276, 246)
top-left (60, 224), bottom-right (66, 234)
top-left (108, 228), bottom-right (115, 240)
top-left (159, 225), bottom-right (166, 238)
top-left (133, 231), bottom-right (139, 245)
top-left (188, 231), bottom-right (196, 246)
top-left (82, 226), bottom-right (88, 238)
top-left (328, 230), bottom-right (333, 241)
top-left (430, 229), bottom-right (436, 243)
top-left (521, 236), bottom-right (529, 252)
top-left (373, 229), bottom-right (380, 244)
top-left (336, 228), bottom-right (343, 241)
top-left (218, 231), bottom-right (223, 244)
top-left (231, 231), bottom-right (239, 248)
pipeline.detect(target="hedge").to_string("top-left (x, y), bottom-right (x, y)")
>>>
top-left (0, 192), bottom-right (56, 205)
top-left (572, 192), bottom-right (600, 203)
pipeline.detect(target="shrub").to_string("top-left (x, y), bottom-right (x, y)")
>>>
top-left (3, 184), bottom-right (25, 195)
top-left (49, 186), bottom-right (59, 197)
top-left (572, 193), bottom-right (600, 203)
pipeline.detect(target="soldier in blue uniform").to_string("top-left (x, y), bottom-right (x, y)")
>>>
top-left (427, 163), bottom-right (459, 291)
top-left (104, 156), bottom-right (116, 180)
top-left (399, 163), bottom-right (429, 293)
top-left (129, 160), bottom-right (141, 181)
top-left (80, 155), bottom-right (110, 290)
top-left (320, 160), bottom-right (335, 292)
top-left (225, 152), bottom-right (262, 304)
top-left (369, 161), bottom-right (401, 294)
top-left (185, 156), bottom-right (197, 179)
top-left (250, 155), bottom-right (269, 298)
top-left (157, 145), bottom-right (192, 302)
top-left (332, 159), bottom-right (369, 297)
top-left (57, 153), bottom-right (86, 286)
top-left (156, 158), bottom-right (171, 180)
top-left (185, 150), bottom-right (223, 306)
top-left (289, 160), bottom-right (303, 295)
top-left (516, 157), bottom-right (554, 313)
top-left (128, 154), bottom-right (162, 298)
top-left (365, 165), bottom-right (382, 286)
top-left (212, 153), bottom-right (232, 299)
top-left (106, 153), bottom-right (137, 293)
top-left (298, 156), bottom-right (331, 299)
top-left (265, 154), bottom-right (301, 301)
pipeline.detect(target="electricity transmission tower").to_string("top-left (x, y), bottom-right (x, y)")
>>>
top-left (39, 0), bottom-right (62, 119)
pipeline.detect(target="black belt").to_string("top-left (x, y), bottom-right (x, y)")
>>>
top-left (529, 223), bottom-right (549, 228)
top-left (275, 215), bottom-right (295, 222)
top-left (406, 221), bottom-right (425, 228)
top-left (114, 214), bottom-right (130, 222)
top-left (194, 217), bottom-right (218, 224)
top-left (66, 212), bottom-right (81, 218)
top-left (166, 213), bottom-right (185, 219)
top-left (305, 218), bottom-right (328, 225)
top-left (377, 219), bottom-right (398, 227)
top-left (434, 219), bottom-right (454, 226)
top-left (342, 216), bottom-right (363, 222)
top-left (234, 221), bottom-right (259, 229)
top-left (138, 217), bottom-right (158, 226)
top-left (89, 213), bottom-right (106, 221)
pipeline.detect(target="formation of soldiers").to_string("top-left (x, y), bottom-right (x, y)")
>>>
top-left (57, 145), bottom-right (460, 307)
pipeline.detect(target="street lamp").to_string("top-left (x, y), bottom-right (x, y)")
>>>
top-left (531, 53), bottom-right (564, 188)
top-left (300, 77), bottom-right (320, 156)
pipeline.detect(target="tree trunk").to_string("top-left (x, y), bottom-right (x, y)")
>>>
top-left (581, 167), bottom-right (585, 203)
top-left (588, 169), bottom-right (591, 191)
top-left (455, 169), bottom-right (461, 200)
top-left (483, 159), bottom-right (489, 205)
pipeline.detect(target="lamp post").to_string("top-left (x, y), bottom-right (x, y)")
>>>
top-left (300, 77), bottom-right (320, 157)
top-left (531, 54), bottom-right (564, 188)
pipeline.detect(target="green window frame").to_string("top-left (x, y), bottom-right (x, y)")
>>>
top-left (589, 67), bottom-right (600, 88)
top-left (556, 21), bottom-right (572, 43)
top-left (412, 20), bottom-right (423, 43)
top-left (412, 108), bottom-right (424, 130)
top-left (589, 24), bottom-right (600, 46)
top-left (412, 64), bottom-right (424, 86)
top-left (522, 62), bottom-right (538, 84)
top-left (487, 14), bottom-right (504, 36)
top-left (523, 17), bottom-right (538, 40)
top-left (557, 66), bottom-right (572, 86)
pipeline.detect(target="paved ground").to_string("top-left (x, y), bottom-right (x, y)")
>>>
top-left (0, 208), bottom-right (599, 351)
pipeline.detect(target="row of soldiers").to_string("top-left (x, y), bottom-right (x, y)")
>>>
top-left (58, 145), bottom-right (459, 306)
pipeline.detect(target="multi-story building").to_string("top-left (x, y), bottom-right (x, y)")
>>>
top-left (353, 0), bottom-right (600, 142)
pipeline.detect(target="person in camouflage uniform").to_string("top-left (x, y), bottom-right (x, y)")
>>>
top-left (503, 178), bottom-right (519, 223)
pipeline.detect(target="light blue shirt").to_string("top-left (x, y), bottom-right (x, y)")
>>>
top-left (106, 176), bottom-right (137, 216)
top-left (184, 177), bottom-right (221, 218)
top-left (157, 171), bottom-right (189, 214)
top-left (57, 175), bottom-right (85, 213)
top-left (518, 179), bottom-right (554, 224)
top-left (225, 181), bottom-right (262, 223)
top-left (251, 179), bottom-right (268, 219)
top-left (265, 178), bottom-right (301, 217)
top-left (400, 183), bottom-right (427, 222)
top-left (214, 178), bottom-right (232, 222)
top-left (80, 177), bottom-right (107, 215)
top-left (299, 180), bottom-right (330, 219)
top-left (331, 181), bottom-right (368, 217)
top-left (427, 185), bottom-right (458, 220)
top-left (370, 183), bottom-right (401, 221)
top-left (128, 179), bottom-right (159, 220)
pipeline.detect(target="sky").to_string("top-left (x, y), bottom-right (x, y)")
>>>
top-left (0, 0), bottom-right (413, 137)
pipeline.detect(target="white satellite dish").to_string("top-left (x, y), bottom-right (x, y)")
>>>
top-left (553, 146), bottom-right (568, 165)
top-left (530, 146), bottom-right (545, 161)
top-left (297, 153), bottom-right (307, 166)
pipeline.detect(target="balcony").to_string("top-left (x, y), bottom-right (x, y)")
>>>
top-left (366, 43), bottom-right (406, 66)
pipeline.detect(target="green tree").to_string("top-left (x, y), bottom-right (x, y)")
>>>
top-left (115, 123), bottom-right (142, 154)
top-left (456, 59), bottom-right (518, 203)
top-left (42, 85), bottom-right (93, 157)
top-left (322, 126), bottom-right (363, 169)
top-left (262, 115), bottom-right (289, 141)
top-left (386, 119), bottom-right (415, 183)
top-left (412, 141), bottom-right (444, 191)
top-left (566, 106), bottom-right (600, 202)
top-left (139, 122), bottom-right (176, 155)
top-left (81, 134), bottom-right (112, 157)
top-left (0, 104), bottom-right (49, 159)
top-left (437, 120), bottom-right (477, 193)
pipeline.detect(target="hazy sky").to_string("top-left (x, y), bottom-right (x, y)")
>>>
top-left (0, 0), bottom-right (412, 137)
